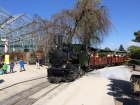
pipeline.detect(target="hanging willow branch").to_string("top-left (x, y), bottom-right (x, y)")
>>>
top-left (50, 0), bottom-right (112, 46)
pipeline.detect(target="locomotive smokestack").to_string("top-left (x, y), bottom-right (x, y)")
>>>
top-left (58, 35), bottom-right (63, 50)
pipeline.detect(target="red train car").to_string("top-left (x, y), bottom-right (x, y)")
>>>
top-left (89, 47), bottom-right (127, 70)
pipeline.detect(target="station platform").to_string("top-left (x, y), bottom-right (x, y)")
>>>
top-left (0, 64), bottom-right (48, 102)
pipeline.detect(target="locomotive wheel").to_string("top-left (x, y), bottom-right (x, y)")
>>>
top-left (48, 77), bottom-right (62, 83)
top-left (48, 77), bottom-right (54, 83)
top-left (68, 65), bottom-right (78, 81)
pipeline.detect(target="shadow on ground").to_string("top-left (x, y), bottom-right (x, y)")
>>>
top-left (107, 79), bottom-right (139, 105)
top-left (0, 79), bottom-right (4, 84)
top-left (133, 70), bottom-right (140, 72)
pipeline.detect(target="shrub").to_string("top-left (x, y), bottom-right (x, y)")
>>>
top-left (124, 60), bottom-right (129, 65)
top-left (28, 57), bottom-right (36, 64)
top-left (127, 59), bottom-right (139, 65)
top-left (28, 51), bottom-right (36, 65)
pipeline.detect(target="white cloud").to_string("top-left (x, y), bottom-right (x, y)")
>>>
top-left (117, 42), bottom-right (140, 50)
top-left (128, 41), bottom-right (138, 46)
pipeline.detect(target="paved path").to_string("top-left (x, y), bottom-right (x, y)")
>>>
top-left (34, 76), bottom-right (115, 105)
top-left (0, 64), bottom-right (48, 89)
top-left (0, 64), bottom-right (48, 101)
top-left (0, 64), bottom-right (116, 105)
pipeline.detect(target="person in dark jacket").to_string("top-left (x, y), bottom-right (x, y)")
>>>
top-left (0, 61), bottom-right (3, 69)
top-left (0, 61), bottom-right (4, 74)
top-left (19, 59), bottom-right (25, 72)
top-left (36, 56), bottom-right (40, 69)
top-left (10, 60), bottom-right (15, 73)
top-left (39, 58), bottom-right (42, 66)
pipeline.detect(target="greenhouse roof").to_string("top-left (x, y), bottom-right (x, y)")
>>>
top-left (0, 7), bottom-right (32, 36)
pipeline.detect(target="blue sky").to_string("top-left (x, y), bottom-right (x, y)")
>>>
top-left (1, 0), bottom-right (140, 50)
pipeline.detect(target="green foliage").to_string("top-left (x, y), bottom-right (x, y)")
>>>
top-left (127, 59), bottom-right (140, 65)
top-left (98, 52), bottom-right (107, 57)
top-left (119, 44), bottom-right (125, 51)
top-left (28, 51), bottom-right (36, 64)
top-left (127, 45), bottom-right (140, 59)
top-left (127, 45), bottom-right (139, 52)
top-left (98, 47), bottom-right (110, 57)
top-left (104, 47), bottom-right (111, 51)
top-left (124, 60), bottom-right (129, 65)
top-left (132, 30), bottom-right (140, 42)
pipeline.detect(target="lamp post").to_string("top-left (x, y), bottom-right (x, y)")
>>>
top-left (4, 39), bottom-right (8, 53)
top-left (21, 41), bottom-right (24, 52)
top-left (13, 42), bottom-right (15, 52)
top-left (19, 38), bottom-right (20, 51)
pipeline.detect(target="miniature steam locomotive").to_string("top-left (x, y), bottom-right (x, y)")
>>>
top-left (47, 35), bottom-right (127, 83)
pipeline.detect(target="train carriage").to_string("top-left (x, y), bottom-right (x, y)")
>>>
top-left (88, 47), bottom-right (127, 69)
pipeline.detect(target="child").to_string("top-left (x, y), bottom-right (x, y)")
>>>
top-left (2, 63), bottom-right (8, 74)
top-left (19, 59), bottom-right (25, 72)
top-left (10, 60), bottom-right (15, 73)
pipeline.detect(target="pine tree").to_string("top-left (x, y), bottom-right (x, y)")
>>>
top-left (119, 44), bottom-right (125, 51)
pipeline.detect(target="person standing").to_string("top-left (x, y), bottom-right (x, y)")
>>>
top-left (0, 61), bottom-right (4, 75)
top-left (36, 56), bottom-right (40, 69)
top-left (39, 57), bottom-right (42, 66)
top-left (2, 62), bottom-right (8, 74)
top-left (10, 60), bottom-right (15, 73)
top-left (1, 61), bottom-right (4, 66)
top-left (0, 61), bottom-right (3, 70)
top-left (19, 59), bottom-right (25, 72)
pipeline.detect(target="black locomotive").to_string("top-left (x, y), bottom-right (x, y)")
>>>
top-left (48, 35), bottom-right (85, 83)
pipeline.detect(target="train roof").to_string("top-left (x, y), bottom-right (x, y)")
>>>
top-left (73, 44), bottom-right (127, 53)
top-left (90, 47), bottom-right (127, 53)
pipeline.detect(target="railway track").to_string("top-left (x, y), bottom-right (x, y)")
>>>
top-left (0, 76), bottom-right (47, 91)
top-left (15, 83), bottom-right (64, 105)
top-left (0, 78), bottom-right (69, 105)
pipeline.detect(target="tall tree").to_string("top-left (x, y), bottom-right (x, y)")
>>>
top-left (132, 30), bottom-right (140, 42)
top-left (118, 44), bottom-right (125, 51)
top-left (127, 45), bottom-right (139, 53)
top-left (50, 0), bottom-right (112, 46)
top-left (127, 45), bottom-right (140, 59)
top-left (104, 47), bottom-right (110, 51)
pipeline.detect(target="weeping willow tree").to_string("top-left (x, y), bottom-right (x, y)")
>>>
top-left (50, 0), bottom-right (112, 46)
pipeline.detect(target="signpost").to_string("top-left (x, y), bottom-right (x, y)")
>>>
top-left (4, 54), bottom-right (10, 64)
